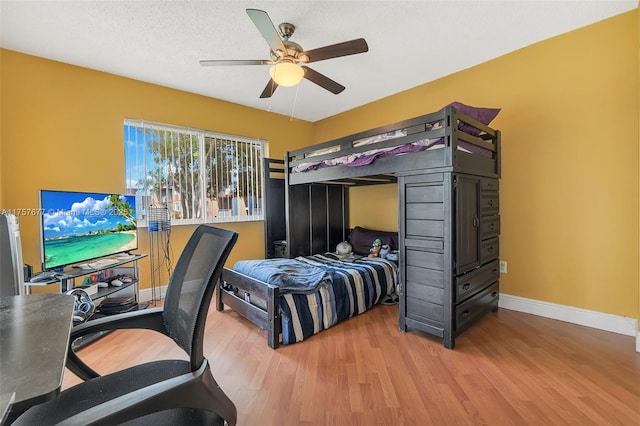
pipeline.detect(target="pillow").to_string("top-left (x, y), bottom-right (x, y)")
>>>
top-left (349, 226), bottom-right (398, 255)
top-left (447, 101), bottom-right (501, 136)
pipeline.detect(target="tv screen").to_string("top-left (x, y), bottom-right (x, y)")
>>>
top-left (39, 190), bottom-right (138, 271)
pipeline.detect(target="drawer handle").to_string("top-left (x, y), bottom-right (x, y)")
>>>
top-left (462, 283), bottom-right (470, 291)
top-left (462, 309), bottom-right (470, 317)
top-left (488, 200), bottom-right (493, 207)
top-left (491, 291), bottom-right (498, 298)
top-left (487, 246), bottom-right (494, 253)
top-left (489, 223), bottom-right (495, 230)
top-left (492, 269), bottom-right (499, 275)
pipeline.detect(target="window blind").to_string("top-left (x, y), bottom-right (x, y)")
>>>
top-left (124, 119), bottom-right (265, 226)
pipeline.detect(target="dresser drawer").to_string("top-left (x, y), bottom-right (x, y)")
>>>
top-left (480, 237), bottom-right (499, 263)
top-left (455, 259), bottom-right (500, 303)
top-left (481, 191), bottom-right (499, 215)
top-left (481, 178), bottom-right (499, 191)
top-left (481, 216), bottom-right (500, 239)
top-left (455, 282), bottom-right (499, 332)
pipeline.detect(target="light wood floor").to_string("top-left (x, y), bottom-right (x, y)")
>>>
top-left (63, 299), bottom-right (640, 426)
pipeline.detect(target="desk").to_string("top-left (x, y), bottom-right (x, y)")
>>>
top-left (0, 293), bottom-right (74, 424)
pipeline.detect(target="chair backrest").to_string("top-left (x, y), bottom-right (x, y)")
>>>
top-left (162, 225), bottom-right (238, 370)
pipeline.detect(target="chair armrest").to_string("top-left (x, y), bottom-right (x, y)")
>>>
top-left (69, 307), bottom-right (166, 342)
top-left (57, 361), bottom-right (211, 426)
top-left (67, 308), bottom-right (166, 380)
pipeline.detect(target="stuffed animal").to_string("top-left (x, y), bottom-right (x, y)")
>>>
top-left (379, 244), bottom-right (390, 259)
top-left (336, 241), bottom-right (353, 255)
top-left (369, 238), bottom-right (383, 257)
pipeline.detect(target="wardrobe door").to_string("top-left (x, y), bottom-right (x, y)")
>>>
top-left (287, 184), bottom-right (311, 257)
top-left (287, 184), bottom-right (348, 257)
top-left (310, 184), bottom-right (329, 255)
top-left (327, 185), bottom-right (348, 252)
top-left (455, 175), bottom-right (481, 274)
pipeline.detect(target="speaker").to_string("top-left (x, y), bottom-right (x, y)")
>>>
top-left (0, 213), bottom-right (25, 296)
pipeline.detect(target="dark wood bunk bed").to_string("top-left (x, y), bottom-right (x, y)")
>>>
top-left (218, 104), bottom-right (501, 349)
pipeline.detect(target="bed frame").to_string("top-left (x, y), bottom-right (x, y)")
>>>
top-left (217, 105), bottom-right (501, 349)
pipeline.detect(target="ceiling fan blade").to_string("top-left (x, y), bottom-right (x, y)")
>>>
top-left (260, 78), bottom-right (279, 98)
top-left (200, 59), bottom-right (272, 66)
top-left (300, 38), bottom-right (369, 63)
top-left (246, 9), bottom-right (287, 55)
top-left (302, 66), bottom-right (345, 94)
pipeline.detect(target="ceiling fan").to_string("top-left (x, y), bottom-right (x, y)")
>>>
top-left (200, 9), bottom-right (369, 98)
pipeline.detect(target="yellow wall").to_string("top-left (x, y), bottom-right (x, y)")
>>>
top-left (347, 184), bottom-right (398, 232)
top-left (0, 49), bottom-right (314, 288)
top-left (319, 11), bottom-right (640, 320)
top-left (1, 10), bottom-right (638, 322)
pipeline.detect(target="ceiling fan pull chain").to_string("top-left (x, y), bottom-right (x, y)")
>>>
top-left (290, 84), bottom-right (300, 121)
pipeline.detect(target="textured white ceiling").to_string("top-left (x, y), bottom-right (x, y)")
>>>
top-left (1, 0), bottom-right (636, 122)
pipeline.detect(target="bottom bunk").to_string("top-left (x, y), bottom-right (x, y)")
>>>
top-left (217, 254), bottom-right (398, 348)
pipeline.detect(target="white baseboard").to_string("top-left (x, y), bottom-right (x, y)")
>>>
top-left (499, 293), bottom-right (639, 350)
top-left (139, 285), bottom-right (168, 303)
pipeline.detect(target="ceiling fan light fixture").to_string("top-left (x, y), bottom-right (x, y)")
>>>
top-left (269, 62), bottom-right (304, 87)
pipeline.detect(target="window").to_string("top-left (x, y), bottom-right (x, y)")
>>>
top-left (124, 119), bottom-right (264, 226)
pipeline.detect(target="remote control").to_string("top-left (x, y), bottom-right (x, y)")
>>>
top-left (30, 271), bottom-right (58, 283)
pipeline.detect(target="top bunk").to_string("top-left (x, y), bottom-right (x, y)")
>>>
top-left (286, 104), bottom-right (501, 186)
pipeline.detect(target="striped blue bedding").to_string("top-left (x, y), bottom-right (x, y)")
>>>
top-left (266, 254), bottom-right (398, 345)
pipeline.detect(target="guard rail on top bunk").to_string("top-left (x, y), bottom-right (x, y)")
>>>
top-left (285, 105), bottom-right (500, 187)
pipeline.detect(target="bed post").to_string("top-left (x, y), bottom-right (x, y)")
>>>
top-left (445, 105), bottom-right (456, 169)
top-left (496, 130), bottom-right (502, 178)
top-left (263, 158), bottom-right (286, 258)
top-left (266, 285), bottom-right (280, 349)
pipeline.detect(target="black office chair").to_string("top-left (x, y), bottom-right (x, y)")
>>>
top-left (14, 225), bottom-right (239, 425)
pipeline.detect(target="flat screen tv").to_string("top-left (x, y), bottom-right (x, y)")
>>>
top-left (39, 190), bottom-right (138, 271)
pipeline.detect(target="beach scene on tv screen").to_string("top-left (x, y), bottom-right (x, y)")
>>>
top-left (42, 192), bottom-right (137, 269)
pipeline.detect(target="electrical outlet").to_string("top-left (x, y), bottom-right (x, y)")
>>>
top-left (499, 260), bottom-right (507, 274)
